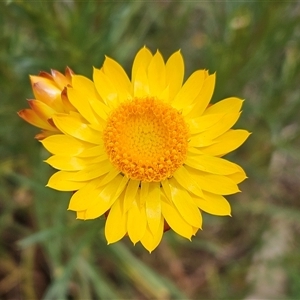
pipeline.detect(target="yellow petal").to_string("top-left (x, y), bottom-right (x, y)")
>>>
top-left (148, 50), bottom-right (166, 97)
top-left (192, 227), bottom-right (199, 236)
top-left (72, 75), bottom-right (109, 124)
top-left (93, 67), bottom-right (119, 107)
top-left (140, 181), bottom-right (149, 207)
top-left (105, 198), bottom-right (127, 244)
top-left (172, 70), bottom-right (206, 110)
top-left (103, 56), bottom-right (131, 88)
top-left (80, 175), bottom-right (125, 218)
top-left (127, 198), bottom-right (147, 244)
top-left (47, 171), bottom-right (87, 191)
top-left (173, 166), bottom-right (203, 198)
top-left (185, 155), bottom-right (242, 175)
top-left (188, 147), bottom-right (205, 155)
top-left (69, 174), bottom-right (124, 212)
top-left (166, 50), bottom-right (184, 101)
top-left (140, 216), bottom-right (164, 253)
top-left (18, 109), bottom-right (57, 131)
top-left (86, 90), bottom-right (110, 122)
top-left (103, 56), bottom-right (132, 101)
top-left (84, 175), bottom-right (124, 219)
top-left (133, 65), bottom-right (149, 97)
top-left (67, 87), bottom-right (99, 124)
top-left (204, 97), bottom-right (243, 115)
top-left (61, 87), bottom-right (77, 112)
top-left (161, 179), bottom-right (172, 202)
top-left (168, 178), bottom-right (202, 228)
top-left (184, 73), bottom-right (216, 118)
top-left (86, 153), bottom-right (109, 165)
top-left (52, 114), bottom-right (103, 144)
top-left (64, 66), bottom-right (74, 82)
top-left (28, 99), bottom-right (57, 121)
top-left (98, 167), bottom-right (120, 187)
top-left (145, 182), bottom-right (161, 235)
top-left (187, 113), bottom-right (224, 135)
top-left (161, 194), bottom-right (193, 239)
top-left (50, 69), bottom-right (69, 90)
top-left (116, 176), bottom-right (129, 202)
top-left (189, 135), bottom-right (215, 148)
top-left (158, 86), bottom-right (169, 103)
top-left (193, 112), bottom-right (241, 141)
top-left (191, 191), bottom-right (231, 216)
top-left (76, 210), bottom-right (86, 220)
top-left (35, 130), bottom-right (57, 140)
top-left (185, 166), bottom-right (240, 195)
top-left (45, 155), bottom-right (87, 171)
top-left (227, 169), bottom-right (247, 184)
top-left (41, 134), bottom-right (89, 156)
top-left (71, 75), bottom-right (100, 102)
top-left (132, 46), bottom-right (152, 84)
top-left (201, 130), bottom-right (250, 156)
top-left (68, 178), bottom-right (101, 211)
top-left (30, 77), bottom-right (64, 112)
top-left (71, 160), bottom-right (112, 181)
top-left (123, 179), bottom-right (140, 212)
top-left (77, 145), bottom-right (106, 157)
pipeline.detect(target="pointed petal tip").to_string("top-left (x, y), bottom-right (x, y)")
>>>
top-left (29, 74), bottom-right (35, 83)
top-left (34, 132), bottom-right (46, 140)
top-left (104, 55), bottom-right (110, 61)
top-left (65, 66), bottom-right (74, 75)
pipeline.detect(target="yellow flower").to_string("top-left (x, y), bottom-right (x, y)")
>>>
top-left (21, 47), bottom-right (250, 252)
top-left (18, 67), bottom-right (75, 139)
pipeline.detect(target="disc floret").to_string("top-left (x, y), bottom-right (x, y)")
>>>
top-left (103, 97), bottom-right (190, 182)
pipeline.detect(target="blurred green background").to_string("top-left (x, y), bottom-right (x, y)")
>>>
top-left (1, 1), bottom-right (300, 299)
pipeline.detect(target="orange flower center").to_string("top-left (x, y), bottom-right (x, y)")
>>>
top-left (103, 98), bottom-right (189, 182)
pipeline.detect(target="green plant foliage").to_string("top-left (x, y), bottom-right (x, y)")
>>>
top-left (1, 1), bottom-right (300, 299)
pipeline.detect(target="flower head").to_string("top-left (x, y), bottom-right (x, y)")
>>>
top-left (20, 47), bottom-right (250, 252)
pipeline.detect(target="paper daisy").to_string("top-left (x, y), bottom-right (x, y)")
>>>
top-left (19, 47), bottom-right (250, 252)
